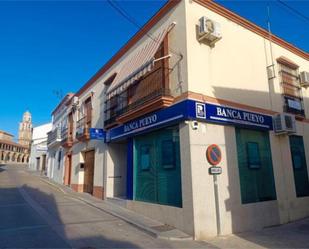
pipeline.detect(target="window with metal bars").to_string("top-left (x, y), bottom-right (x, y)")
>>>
top-left (277, 58), bottom-right (305, 116)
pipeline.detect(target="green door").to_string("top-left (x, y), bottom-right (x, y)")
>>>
top-left (289, 135), bottom-right (309, 197)
top-left (133, 127), bottom-right (182, 207)
top-left (134, 135), bottom-right (157, 203)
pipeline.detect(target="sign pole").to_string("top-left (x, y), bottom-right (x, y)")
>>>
top-left (206, 144), bottom-right (222, 236)
top-left (213, 174), bottom-right (221, 236)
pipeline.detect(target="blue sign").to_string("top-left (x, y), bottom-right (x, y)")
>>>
top-left (106, 101), bottom-right (192, 142)
top-left (201, 103), bottom-right (273, 130)
top-left (89, 128), bottom-right (105, 140)
top-left (106, 100), bottom-right (273, 142)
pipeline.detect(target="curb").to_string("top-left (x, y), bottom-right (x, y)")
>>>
top-left (38, 175), bottom-right (193, 241)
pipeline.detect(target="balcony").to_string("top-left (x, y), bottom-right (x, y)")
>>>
top-left (76, 116), bottom-right (91, 141)
top-left (104, 66), bottom-right (174, 128)
top-left (61, 127), bottom-right (73, 148)
top-left (47, 128), bottom-right (61, 148)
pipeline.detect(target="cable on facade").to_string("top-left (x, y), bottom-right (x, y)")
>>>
top-left (106, 0), bottom-right (182, 57)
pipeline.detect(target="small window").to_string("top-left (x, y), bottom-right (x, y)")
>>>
top-left (247, 142), bottom-right (261, 169)
top-left (162, 140), bottom-right (175, 169)
top-left (140, 145), bottom-right (151, 171)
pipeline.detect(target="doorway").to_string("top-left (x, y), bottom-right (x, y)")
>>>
top-left (64, 154), bottom-right (72, 186)
top-left (36, 157), bottom-right (40, 171)
top-left (133, 126), bottom-right (182, 207)
top-left (84, 150), bottom-right (95, 195)
top-left (41, 154), bottom-right (47, 175)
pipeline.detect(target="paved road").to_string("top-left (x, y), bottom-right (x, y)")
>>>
top-left (0, 164), bottom-right (210, 248)
top-left (1, 164), bottom-right (309, 249)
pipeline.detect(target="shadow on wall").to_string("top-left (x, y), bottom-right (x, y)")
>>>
top-left (211, 86), bottom-right (309, 246)
top-left (0, 166), bottom-right (141, 248)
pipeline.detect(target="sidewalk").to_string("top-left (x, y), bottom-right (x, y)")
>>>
top-left (36, 173), bottom-right (193, 241)
top-left (207, 218), bottom-right (309, 249)
top-left (33, 171), bottom-right (309, 249)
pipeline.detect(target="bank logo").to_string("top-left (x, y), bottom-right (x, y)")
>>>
top-left (196, 103), bottom-right (206, 119)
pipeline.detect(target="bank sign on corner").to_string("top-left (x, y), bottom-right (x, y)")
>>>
top-left (195, 102), bottom-right (273, 130)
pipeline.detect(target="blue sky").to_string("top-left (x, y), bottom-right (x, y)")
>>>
top-left (0, 0), bottom-right (308, 140)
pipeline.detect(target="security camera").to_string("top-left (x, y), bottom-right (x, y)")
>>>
top-left (191, 121), bottom-right (199, 130)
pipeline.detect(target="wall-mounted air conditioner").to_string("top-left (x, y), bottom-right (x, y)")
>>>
top-left (198, 16), bottom-right (221, 47)
top-left (300, 71), bottom-right (309, 88)
top-left (273, 113), bottom-right (296, 135)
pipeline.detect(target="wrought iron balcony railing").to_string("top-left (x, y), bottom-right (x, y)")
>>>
top-left (104, 66), bottom-right (173, 128)
top-left (76, 116), bottom-right (91, 140)
top-left (61, 127), bottom-right (73, 147)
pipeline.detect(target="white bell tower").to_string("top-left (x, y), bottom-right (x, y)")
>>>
top-left (18, 111), bottom-right (33, 147)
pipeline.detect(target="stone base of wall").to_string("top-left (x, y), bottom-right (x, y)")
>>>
top-left (71, 184), bottom-right (84, 193)
top-left (93, 186), bottom-right (104, 199)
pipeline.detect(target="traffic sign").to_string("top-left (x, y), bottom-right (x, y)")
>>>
top-left (89, 128), bottom-right (105, 140)
top-left (206, 144), bottom-right (222, 166)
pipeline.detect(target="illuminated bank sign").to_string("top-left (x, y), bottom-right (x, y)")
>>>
top-left (201, 103), bottom-right (273, 130)
top-left (106, 100), bottom-right (273, 142)
top-left (124, 114), bottom-right (158, 132)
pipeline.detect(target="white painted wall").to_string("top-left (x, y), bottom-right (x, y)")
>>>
top-left (29, 123), bottom-right (51, 171)
top-left (184, 1), bottom-right (309, 113)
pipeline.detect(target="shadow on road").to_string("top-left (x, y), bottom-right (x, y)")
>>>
top-left (0, 166), bottom-right (142, 248)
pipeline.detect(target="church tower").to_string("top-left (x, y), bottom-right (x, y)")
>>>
top-left (18, 111), bottom-right (33, 147)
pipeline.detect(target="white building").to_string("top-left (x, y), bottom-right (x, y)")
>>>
top-left (49, 0), bottom-right (309, 240)
top-left (29, 123), bottom-right (52, 174)
top-left (47, 93), bottom-right (74, 184)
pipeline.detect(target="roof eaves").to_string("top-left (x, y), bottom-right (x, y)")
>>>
top-left (51, 93), bottom-right (75, 115)
top-left (194, 0), bottom-right (309, 60)
top-left (75, 0), bottom-right (181, 98)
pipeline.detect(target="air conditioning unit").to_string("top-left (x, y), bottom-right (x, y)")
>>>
top-left (273, 113), bottom-right (296, 135)
top-left (72, 96), bottom-right (79, 106)
top-left (300, 71), bottom-right (309, 88)
top-left (198, 16), bottom-right (222, 46)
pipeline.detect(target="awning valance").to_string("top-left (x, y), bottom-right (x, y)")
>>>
top-left (107, 23), bottom-right (174, 99)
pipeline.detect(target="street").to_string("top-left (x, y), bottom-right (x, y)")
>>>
top-left (1, 164), bottom-right (309, 249)
top-left (0, 164), bottom-right (209, 248)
